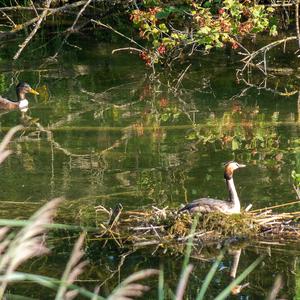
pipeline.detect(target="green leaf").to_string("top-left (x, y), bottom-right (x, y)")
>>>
top-left (159, 23), bottom-right (168, 32)
top-left (203, 1), bottom-right (212, 8)
top-left (156, 6), bottom-right (178, 19)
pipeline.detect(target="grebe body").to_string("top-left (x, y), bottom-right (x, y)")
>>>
top-left (179, 162), bottom-right (245, 214)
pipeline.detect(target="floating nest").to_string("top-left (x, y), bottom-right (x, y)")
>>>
top-left (95, 201), bottom-right (300, 250)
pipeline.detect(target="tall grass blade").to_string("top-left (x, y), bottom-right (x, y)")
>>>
top-left (174, 215), bottom-right (199, 300)
top-left (214, 256), bottom-right (264, 300)
top-left (196, 252), bottom-right (224, 300)
top-left (55, 233), bottom-right (88, 300)
top-left (0, 272), bottom-right (105, 300)
top-left (158, 265), bottom-right (164, 300)
top-left (0, 197), bottom-right (63, 298)
top-left (266, 274), bottom-right (283, 300)
top-left (91, 286), bottom-right (100, 300)
top-left (182, 215), bottom-right (199, 270)
top-left (107, 269), bottom-right (159, 300)
top-left (0, 125), bottom-right (23, 164)
top-left (0, 219), bottom-right (98, 232)
top-left (175, 264), bottom-right (193, 300)
top-left (5, 294), bottom-right (37, 300)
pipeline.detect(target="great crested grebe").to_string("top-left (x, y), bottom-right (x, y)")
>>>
top-left (179, 161), bottom-right (246, 214)
top-left (0, 82), bottom-right (39, 111)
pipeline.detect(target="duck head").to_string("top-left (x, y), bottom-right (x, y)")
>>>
top-left (16, 82), bottom-right (39, 101)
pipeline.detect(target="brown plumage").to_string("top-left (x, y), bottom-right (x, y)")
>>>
top-left (0, 82), bottom-right (39, 110)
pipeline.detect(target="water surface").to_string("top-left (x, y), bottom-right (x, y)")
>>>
top-left (0, 33), bottom-right (300, 299)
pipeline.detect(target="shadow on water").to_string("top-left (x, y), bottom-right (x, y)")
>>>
top-left (0, 32), bottom-right (300, 298)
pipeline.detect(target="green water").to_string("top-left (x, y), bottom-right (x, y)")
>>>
top-left (0, 33), bottom-right (300, 299)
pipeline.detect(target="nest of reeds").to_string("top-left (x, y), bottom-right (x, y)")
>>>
top-left (95, 202), bottom-right (300, 250)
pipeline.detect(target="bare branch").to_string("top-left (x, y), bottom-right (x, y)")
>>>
top-left (13, 0), bottom-right (52, 60)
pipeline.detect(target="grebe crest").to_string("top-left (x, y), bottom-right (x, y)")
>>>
top-left (224, 161), bottom-right (246, 180)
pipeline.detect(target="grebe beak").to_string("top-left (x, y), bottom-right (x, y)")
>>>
top-left (238, 163), bottom-right (246, 168)
top-left (29, 87), bottom-right (39, 95)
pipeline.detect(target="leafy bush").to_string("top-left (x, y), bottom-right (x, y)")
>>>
top-left (130, 0), bottom-right (277, 66)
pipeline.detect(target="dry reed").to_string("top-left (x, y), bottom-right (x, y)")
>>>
top-left (95, 201), bottom-right (300, 250)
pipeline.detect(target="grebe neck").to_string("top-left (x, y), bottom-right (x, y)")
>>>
top-left (226, 178), bottom-right (240, 211)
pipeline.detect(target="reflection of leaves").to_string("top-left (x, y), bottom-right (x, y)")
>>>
top-left (161, 113), bottom-right (170, 122)
top-left (184, 108), bottom-right (283, 160)
top-left (186, 131), bottom-right (197, 140)
top-left (159, 106), bottom-right (181, 123)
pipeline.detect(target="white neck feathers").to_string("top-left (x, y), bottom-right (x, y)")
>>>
top-left (19, 99), bottom-right (28, 109)
top-left (226, 178), bottom-right (240, 212)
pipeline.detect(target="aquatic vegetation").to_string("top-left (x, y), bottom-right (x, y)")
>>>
top-left (0, 197), bottom-right (271, 300)
top-left (95, 202), bottom-right (300, 251)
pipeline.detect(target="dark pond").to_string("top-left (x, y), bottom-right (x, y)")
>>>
top-left (0, 31), bottom-right (300, 299)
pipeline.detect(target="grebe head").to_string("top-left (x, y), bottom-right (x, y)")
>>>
top-left (224, 161), bottom-right (246, 180)
top-left (16, 82), bottom-right (39, 100)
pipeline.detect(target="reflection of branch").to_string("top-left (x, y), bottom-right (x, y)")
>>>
top-left (20, 117), bottom-right (90, 158)
top-left (239, 77), bottom-right (298, 97)
top-left (266, 275), bottom-right (283, 300)
top-left (229, 249), bottom-right (241, 278)
top-left (174, 64), bottom-right (191, 91)
top-left (98, 250), bottom-right (134, 289)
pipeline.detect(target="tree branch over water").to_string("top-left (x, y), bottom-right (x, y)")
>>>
top-left (13, 0), bottom-right (52, 60)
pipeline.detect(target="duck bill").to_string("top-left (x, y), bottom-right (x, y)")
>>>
top-left (29, 87), bottom-right (39, 95)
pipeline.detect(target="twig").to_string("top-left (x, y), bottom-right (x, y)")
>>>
top-left (52, 0), bottom-right (93, 58)
top-left (0, 10), bottom-right (16, 27)
top-left (296, 1), bottom-right (300, 49)
top-left (91, 19), bottom-right (146, 50)
top-left (293, 184), bottom-right (300, 200)
top-left (251, 200), bottom-right (300, 213)
top-left (112, 47), bottom-right (144, 54)
top-left (174, 64), bottom-right (191, 92)
top-left (29, 0), bottom-right (39, 17)
top-left (13, 0), bottom-right (52, 60)
top-left (6, 1), bottom-right (88, 35)
top-left (241, 36), bottom-right (297, 74)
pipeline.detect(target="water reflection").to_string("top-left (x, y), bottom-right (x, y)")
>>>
top-left (0, 39), bottom-right (299, 298)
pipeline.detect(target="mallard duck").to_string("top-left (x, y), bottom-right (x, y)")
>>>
top-left (0, 82), bottom-right (39, 111)
top-left (179, 161), bottom-right (246, 214)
